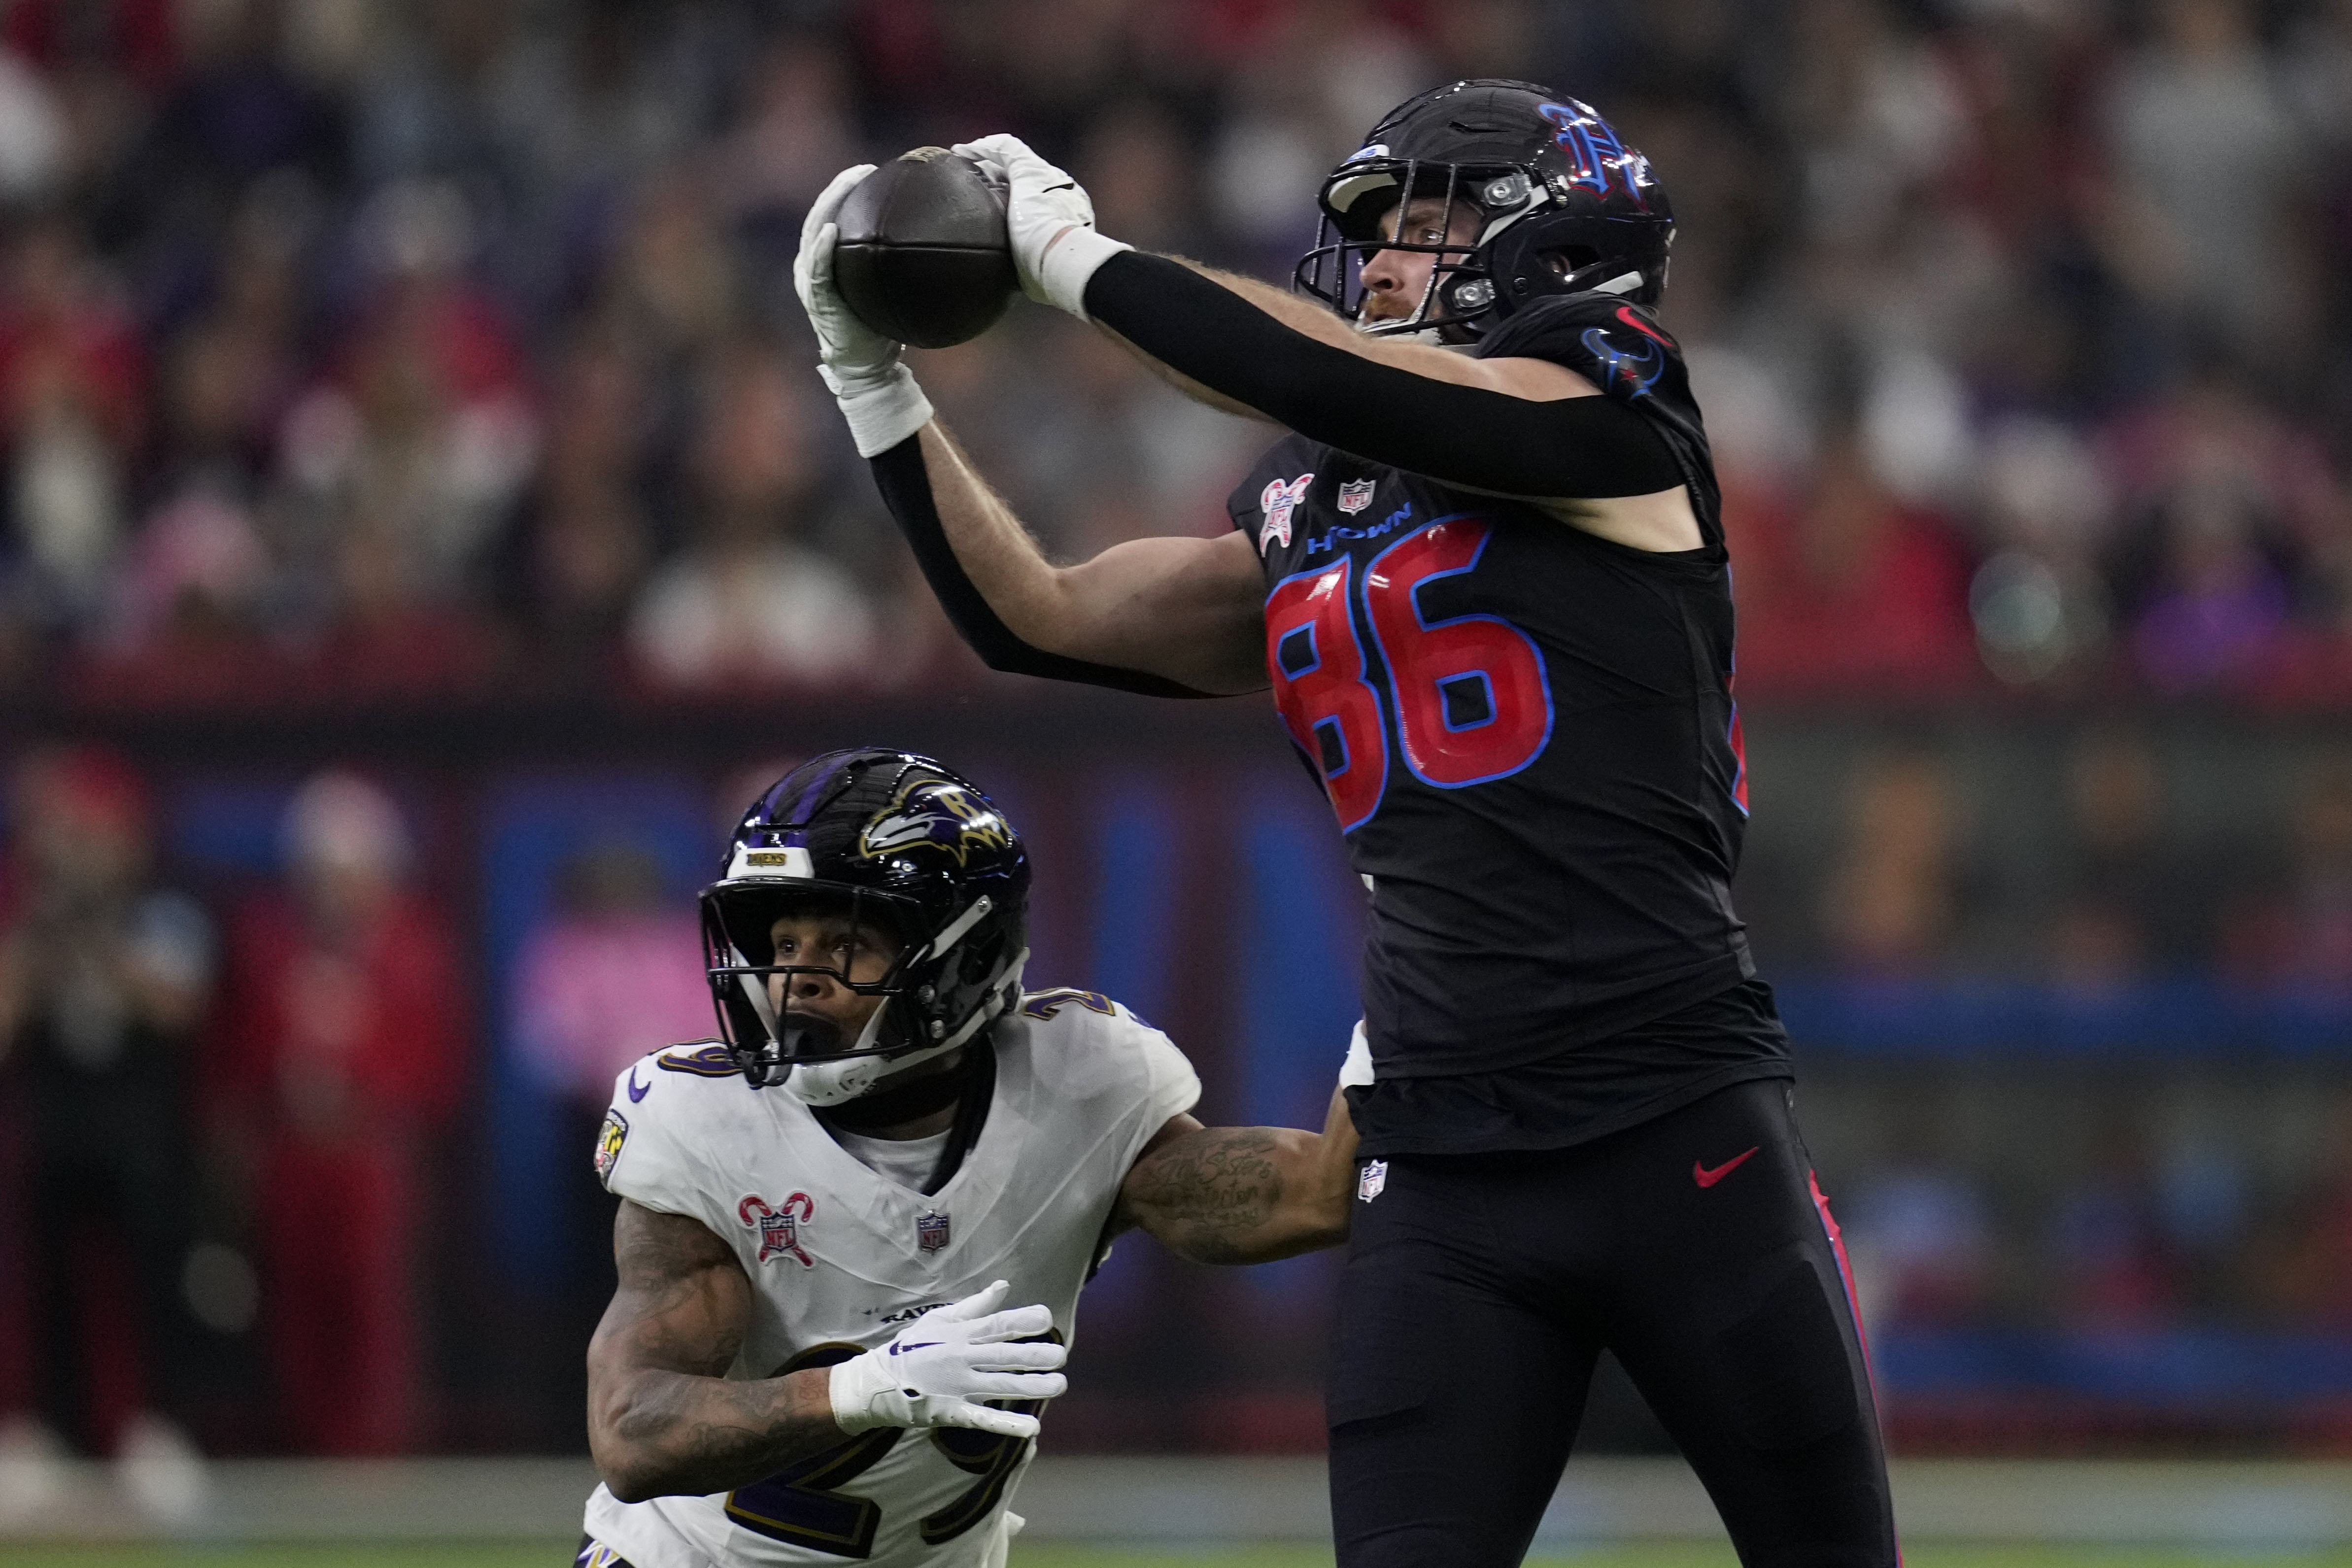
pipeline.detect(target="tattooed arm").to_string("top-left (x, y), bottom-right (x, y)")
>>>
top-left (1114, 1088), bottom-right (1360, 1265)
top-left (586, 1200), bottom-right (844, 1501)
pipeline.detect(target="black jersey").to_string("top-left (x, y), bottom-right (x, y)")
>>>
top-left (1227, 292), bottom-right (1758, 1083)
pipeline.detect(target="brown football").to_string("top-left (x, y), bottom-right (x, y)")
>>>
top-left (832, 149), bottom-right (1018, 349)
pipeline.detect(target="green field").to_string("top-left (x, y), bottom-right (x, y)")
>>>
top-left (11, 1546), bottom-right (2352, 1568)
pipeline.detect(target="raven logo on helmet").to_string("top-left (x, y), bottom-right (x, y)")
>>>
top-left (857, 778), bottom-right (1014, 867)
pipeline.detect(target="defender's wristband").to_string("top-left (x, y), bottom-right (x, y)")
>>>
top-left (1340, 1022), bottom-right (1374, 1089)
top-left (826, 1348), bottom-right (902, 1434)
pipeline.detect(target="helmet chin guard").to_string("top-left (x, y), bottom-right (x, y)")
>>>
top-left (782, 947), bottom-right (1028, 1106)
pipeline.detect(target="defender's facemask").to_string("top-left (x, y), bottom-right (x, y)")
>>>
top-left (701, 883), bottom-right (1023, 1101)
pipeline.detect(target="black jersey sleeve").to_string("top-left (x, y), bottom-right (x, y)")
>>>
top-left (1473, 293), bottom-right (1725, 547)
top-left (1083, 253), bottom-right (1682, 501)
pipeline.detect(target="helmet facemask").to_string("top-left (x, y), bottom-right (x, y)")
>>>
top-left (1296, 157), bottom-right (1539, 343)
top-left (702, 748), bottom-right (1034, 1105)
top-left (700, 880), bottom-right (1026, 1102)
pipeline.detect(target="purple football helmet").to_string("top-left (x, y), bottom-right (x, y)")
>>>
top-left (701, 749), bottom-right (1030, 1086)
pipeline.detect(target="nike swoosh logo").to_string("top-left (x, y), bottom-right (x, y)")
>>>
top-left (1693, 1147), bottom-right (1760, 1188)
top-left (627, 1069), bottom-right (650, 1103)
top-left (1615, 305), bottom-right (1676, 348)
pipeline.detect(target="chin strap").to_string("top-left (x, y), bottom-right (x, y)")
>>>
top-left (782, 1009), bottom-right (927, 1106)
top-left (783, 945), bottom-right (1029, 1108)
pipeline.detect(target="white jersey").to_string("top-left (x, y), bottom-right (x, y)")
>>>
top-left (581, 988), bottom-right (1199, 1568)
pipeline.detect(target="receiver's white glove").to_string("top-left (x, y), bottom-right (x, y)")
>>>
top-left (795, 163), bottom-right (934, 457)
top-left (952, 134), bottom-right (1131, 319)
top-left (827, 1280), bottom-right (1067, 1438)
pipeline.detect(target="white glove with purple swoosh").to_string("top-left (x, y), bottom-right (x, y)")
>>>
top-left (827, 1279), bottom-right (1067, 1437)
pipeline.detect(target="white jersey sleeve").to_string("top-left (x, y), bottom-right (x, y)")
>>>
top-left (1008, 987), bottom-right (1199, 1162)
top-left (593, 1043), bottom-right (742, 1235)
top-left (1135, 1011), bottom-right (1202, 1132)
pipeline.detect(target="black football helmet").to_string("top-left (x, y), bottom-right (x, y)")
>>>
top-left (700, 749), bottom-right (1030, 1092)
top-left (1295, 79), bottom-right (1673, 343)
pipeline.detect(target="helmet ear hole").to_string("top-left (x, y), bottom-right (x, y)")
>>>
top-left (1547, 245), bottom-right (1601, 279)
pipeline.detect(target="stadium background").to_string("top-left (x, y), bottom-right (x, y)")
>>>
top-left (5, 0), bottom-right (2352, 1559)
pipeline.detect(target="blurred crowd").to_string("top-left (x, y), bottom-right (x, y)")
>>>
top-left (0, 747), bottom-right (467, 1506)
top-left (1838, 1087), bottom-right (2352, 1365)
top-left (0, 740), bottom-right (717, 1502)
top-left (0, 0), bottom-right (2338, 704)
top-left (1743, 728), bottom-right (2352, 986)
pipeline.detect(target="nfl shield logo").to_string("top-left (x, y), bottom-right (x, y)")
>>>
top-left (739, 1192), bottom-right (816, 1267)
top-left (1357, 1159), bottom-right (1388, 1203)
top-left (916, 1211), bottom-right (951, 1254)
top-left (1337, 478), bottom-right (1375, 515)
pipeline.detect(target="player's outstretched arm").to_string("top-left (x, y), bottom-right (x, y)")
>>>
top-left (893, 423), bottom-right (1270, 697)
top-left (590, 1209), bottom-right (1069, 1501)
top-left (586, 1200), bottom-right (841, 1501)
top-left (793, 158), bottom-right (1267, 699)
top-left (1115, 1086), bottom-right (1360, 1265)
top-left (956, 134), bottom-right (1695, 548)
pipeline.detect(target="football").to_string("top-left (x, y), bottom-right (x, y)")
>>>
top-left (832, 148), bottom-right (1018, 349)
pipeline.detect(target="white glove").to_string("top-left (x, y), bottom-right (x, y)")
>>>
top-left (827, 1280), bottom-right (1067, 1438)
top-left (952, 134), bottom-right (1131, 319)
top-left (795, 163), bottom-right (935, 457)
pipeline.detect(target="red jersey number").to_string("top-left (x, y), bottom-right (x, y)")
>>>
top-left (1364, 520), bottom-right (1552, 787)
top-left (1265, 559), bottom-right (1388, 832)
top-left (1264, 518), bottom-right (1552, 830)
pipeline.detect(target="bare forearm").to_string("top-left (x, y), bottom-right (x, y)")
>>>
top-left (591, 1366), bottom-right (840, 1501)
top-left (890, 425), bottom-right (1262, 694)
top-left (1126, 1116), bottom-right (1353, 1265)
top-left (917, 423), bottom-right (1068, 647)
top-left (590, 1201), bottom-right (831, 1502)
top-left (885, 424), bottom-right (1266, 694)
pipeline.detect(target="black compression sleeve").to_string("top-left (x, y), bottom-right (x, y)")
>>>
top-left (868, 435), bottom-right (1219, 699)
top-left (1084, 252), bottom-right (1682, 499)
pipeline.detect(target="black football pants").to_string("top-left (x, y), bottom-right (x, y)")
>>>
top-left (1328, 1079), bottom-right (1898, 1568)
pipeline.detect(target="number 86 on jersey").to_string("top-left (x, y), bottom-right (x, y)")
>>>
top-left (1265, 516), bottom-right (1553, 832)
